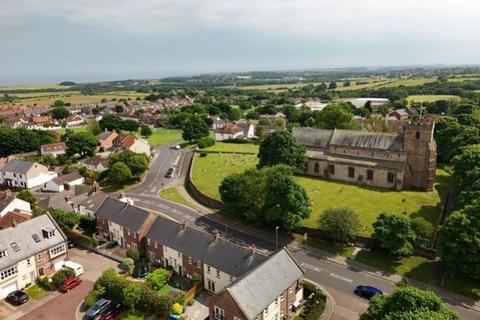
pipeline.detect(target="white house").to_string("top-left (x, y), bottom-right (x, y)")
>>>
top-left (214, 124), bottom-right (244, 141)
top-left (0, 191), bottom-right (32, 218)
top-left (40, 142), bottom-right (67, 157)
top-left (113, 135), bottom-right (151, 157)
top-left (348, 98), bottom-right (389, 109)
top-left (237, 121), bottom-right (256, 139)
top-left (42, 172), bottom-right (85, 193)
top-left (0, 160), bottom-right (57, 189)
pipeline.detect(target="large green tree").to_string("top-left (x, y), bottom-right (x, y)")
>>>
top-left (440, 201), bottom-right (480, 279)
top-left (319, 208), bottom-right (361, 243)
top-left (257, 130), bottom-right (306, 172)
top-left (65, 132), bottom-right (99, 157)
top-left (314, 104), bottom-right (357, 129)
top-left (140, 124), bottom-right (153, 137)
top-left (434, 116), bottom-right (461, 163)
top-left (123, 284), bottom-right (142, 312)
top-left (51, 106), bottom-right (70, 120)
top-left (372, 213), bottom-right (416, 256)
top-left (360, 286), bottom-right (460, 320)
top-left (108, 162), bottom-right (132, 184)
top-left (451, 144), bottom-right (480, 188)
top-left (99, 114), bottom-right (124, 131)
top-left (182, 114), bottom-right (209, 142)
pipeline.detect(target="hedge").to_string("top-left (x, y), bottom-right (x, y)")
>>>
top-left (299, 283), bottom-right (326, 320)
top-left (65, 229), bottom-right (99, 247)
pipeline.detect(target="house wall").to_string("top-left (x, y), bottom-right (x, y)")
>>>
top-left (145, 239), bottom-right (164, 265)
top-left (26, 172), bottom-right (58, 189)
top-left (130, 139), bottom-right (151, 156)
top-left (208, 291), bottom-right (248, 320)
top-left (123, 227), bottom-right (141, 251)
top-left (1, 171), bottom-right (29, 188)
top-left (181, 254), bottom-right (203, 279)
top-left (214, 132), bottom-right (242, 141)
top-left (0, 258), bottom-right (36, 300)
top-left (203, 263), bottom-right (234, 293)
top-left (43, 181), bottom-right (63, 192)
top-left (108, 221), bottom-right (125, 247)
top-left (163, 245), bottom-right (183, 275)
top-left (0, 198), bottom-right (31, 217)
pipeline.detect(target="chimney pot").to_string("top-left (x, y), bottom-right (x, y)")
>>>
top-left (250, 244), bottom-right (256, 254)
top-left (12, 218), bottom-right (17, 228)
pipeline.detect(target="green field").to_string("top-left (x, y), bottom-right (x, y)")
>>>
top-left (159, 187), bottom-right (194, 208)
top-left (202, 142), bottom-right (259, 153)
top-left (144, 128), bottom-right (183, 145)
top-left (0, 84), bottom-right (71, 90)
top-left (407, 95), bottom-right (460, 104)
top-left (191, 150), bottom-right (443, 236)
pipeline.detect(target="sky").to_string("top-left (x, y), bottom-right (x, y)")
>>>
top-left (1, 0), bottom-right (480, 85)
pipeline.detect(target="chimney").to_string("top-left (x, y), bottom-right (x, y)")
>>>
top-left (12, 218), bottom-right (17, 228)
top-left (250, 244), bottom-right (256, 255)
top-left (182, 219), bottom-right (187, 230)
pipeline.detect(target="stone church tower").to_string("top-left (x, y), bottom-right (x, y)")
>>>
top-left (403, 121), bottom-right (437, 191)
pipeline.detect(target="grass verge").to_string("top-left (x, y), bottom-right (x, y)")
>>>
top-left (159, 187), bottom-right (195, 209)
top-left (293, 234), bottom-right (354, 258)
top-left (24, 284), bottom-right (48, 300)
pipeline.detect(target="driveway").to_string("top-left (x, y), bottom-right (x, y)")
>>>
top-left (67, 246), bottom-right (122, 281)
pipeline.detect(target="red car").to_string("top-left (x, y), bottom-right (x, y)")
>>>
top-left (100, 303), bottom-right (123, 320)
top-left (60, 277), bottom-right (82, 293)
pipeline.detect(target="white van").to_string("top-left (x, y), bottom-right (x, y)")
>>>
top-left (62, 260), bottom-right (84, 277)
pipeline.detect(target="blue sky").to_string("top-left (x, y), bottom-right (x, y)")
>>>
top-left (1, 0), bottom-right (479, 85)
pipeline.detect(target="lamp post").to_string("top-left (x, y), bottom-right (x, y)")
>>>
top-left (275, 226), bottom-right (280, 251)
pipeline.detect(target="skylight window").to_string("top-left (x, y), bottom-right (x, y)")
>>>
top-left (10, 242), bottom-right (20, 252)
top-left (32, 234), bottom-right (41, 243)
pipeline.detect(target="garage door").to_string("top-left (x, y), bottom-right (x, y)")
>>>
top-left (1, 282), bottom-right (18, 299)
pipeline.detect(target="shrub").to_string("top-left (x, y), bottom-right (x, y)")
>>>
top-left (83, 287), bottom-right (104, 310)
top-left (299, 283), bottom-right (326, 320)
top-left (79, 216), bottom-right (97, 235)
top-left (146, 268), bottom-right (171, 291)
top-left (224, 138), bottom-right (249, 144)
top-left (176, 293), bottom-right (185, 306)
top-left (198, 137), bottom-right (215, 149)
top-left (199, 152), bottom-right (207, 157)
top-left (122, 258), bottom-right (135, 274)
top-left (36, 276), bottom-right (52, 291)
top-left (51, 269), bottom-right (75, 289)
top-left (126, 248), bottom-right (140, 262)
top-left (65, 229), bottom-right (98, 247)
top-left (172, 302), bottom-right (183, 315)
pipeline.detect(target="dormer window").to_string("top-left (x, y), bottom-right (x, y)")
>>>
top-left (0, 249), bottom-right (7, 259)
top-left (42, 227), bottom-right (56, 239)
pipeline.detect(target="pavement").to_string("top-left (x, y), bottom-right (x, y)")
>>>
top-left (122, 143), bottom-right (480, 320)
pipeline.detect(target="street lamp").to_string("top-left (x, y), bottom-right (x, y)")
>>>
top-left (275, 226), bottom-right (280, 251)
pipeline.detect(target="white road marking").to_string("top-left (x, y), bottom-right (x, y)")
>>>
top-left (301, 263), bottom-right (321, 272)
top-left (330, 273), bottom-right (353, 283)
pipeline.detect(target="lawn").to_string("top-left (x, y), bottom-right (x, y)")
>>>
top-left (56, 126), bottom-right (89, 135)
top-left (202, 142), bottom-right (259, 153)
top-left (144, 128), bottom-right (183, 145)
top-left (354, 249), bottom-right (435, 283)
top-left (24, 284), bottom-right (48, 300)
top-left (406, 95), bottom-right (460, 104)
top-left (159, 187), bottom-right (194, 208)
top-left (293, 234), bottom-right (355, 258)
top-left (157, 284), bottom-right (175, 296)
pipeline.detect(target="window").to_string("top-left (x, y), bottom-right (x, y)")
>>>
top-left (348, 167), bottom-right (355, 178)
top-left (154, 241), bottom-right (158, 249)
top-left (313, 162), bottom-right (320, 173)
top-left (207, 266), bottom-right (211, 273)
top-left (208, 279), bottom-right (216, 292)
top-left (0, 249), bottom-right (7, 259)
top-left (49, 243), bottom-right (66, 258)
top-left (188, 258), bottom-right (193, 265)
top-left (387, 172), bottom-right (395, 183)
top-left (37, 254), bottom-right (43, 262)
top-left (280, 293), bottom-right (285, 301)
top-left (416, 131), bottom-right (420, 139)
top-left (367, 169), bottom-right (374, 181)
top-left (32, 234), bottom-right (41, 243)
top-left (216, 270), bottom-right (221, 278)
top-left (264, 308), bottom-right (269, 315)
top-left (26, 259), bottom-right (31, 267)
top-left (196, 261), bottom-right (202, 269)
top-left (234, 317), bottom-right (241, 320)
top-left (11, 242), bottom-right (20, 252)
top-left (0, 266), bottom-right (18, 281)
top-left (214, 306), bottom-right (225, 320)
top-left (328, 164), bottom-right (335, 175)
top-left (147, 238), bottom-right (151, 245)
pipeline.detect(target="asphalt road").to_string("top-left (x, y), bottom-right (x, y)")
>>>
top-left (125, 143), bottom-right (478, 320)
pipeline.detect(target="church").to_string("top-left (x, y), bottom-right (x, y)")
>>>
top-left (292, 121), bottom-right (437, 191)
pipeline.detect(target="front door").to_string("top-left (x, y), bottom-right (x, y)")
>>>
top-left (178, 266), bottom-right (183, 276)
top-left (38, 268), bottom-right (44, 276)
top-left (207, 279), bottom-right (215, 292)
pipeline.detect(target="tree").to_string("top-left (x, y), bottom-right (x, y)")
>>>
top-left (115, 105), bottom-right (124, 113)
top-left (17, 190), bottom-right (37, 209)
top-left (126, 248), bottom-right (140, 262)
top-left (434, 116), bottom-right (461, 163)
top-left (65, 132), bottom-right (99, 157)
top-left (99, 114), bottom-right (124, 131)
top-left (440, 201), bottom-right (480, 279)
top-left (109, 150), bottom-right (149, 177)
top-left (319, 208), bottom-right (361, 243)
top-left (123, 284), bottom-right (142, 312)
top-left (95, 269), bottom-right (128, 302)
top-left (227, 108), bottom-right (241, 121)
top-left (182, 115), bottom-right (209, 142)
top-left (146, 268), bottom-right (170, 290)
top-left (451, 144), bottom-right (480, 188)
top-left (315, 104), bottom-right (357, 129)
top-left (140, 124), bottom-right (153, 137)
top-left (122, 258), bottom-right (134, 275)
top-left (263, 166), bottom-right (310, 230)
top-left (360, 285), bottom-right (461, 320)
top-left (53, 100), bottom-right (65, 107)
top-left (51, 106), bottom-right (70, 120)
top-left (49, 208), bottom-right (80, 230)
top-left (328, 81), bottom-right (337, 89)
top-left (258, 130), bottom-right (307, 172)
top-left (121, 119), bottom-right (140, 132)
top-left (108, 162), bottom-right (132, 184)
top-left (410, 217), bottom-right (435, 241)
top-left (372, 213), bottom-right (416, 256)
top-left (87, 120), bottom-right (102, 136)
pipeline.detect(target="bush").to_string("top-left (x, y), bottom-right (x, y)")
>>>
top-left (51, 269), bottom-right (75, 290)
top-left (79, 216), bottom-right (97, 235)
top-left (126, 248), bottom-right (140, 262)
top-left (199, 152), bottom-right (207, 157)
top-left (223, 138), bottom-right (249, 144)
top-left (36, 276), bottom-right (52, 291)
top-left (122, 258), bottom-right (135, 274)
top-left (65, 229), bottom-right (98, 247)
top-left (83, 288), bottom-right (103, 309)
top-left (299, 283), bottom-right (326, 320)
top-left (198, 137), bottom-right (215, 149)
top-left (172, 302), bottom-right (183, 315)
top-left (146, 268), bottom-right (171, 291)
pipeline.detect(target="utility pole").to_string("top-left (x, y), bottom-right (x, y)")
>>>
top-left (275, 226), bottom-right (279, 251)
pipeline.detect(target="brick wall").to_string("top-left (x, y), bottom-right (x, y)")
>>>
top-left (97, 217), bottom-right (109, 236)
top-left (123, 227), bottom-right (141, 251)
top-left (208, 290), bottom-right (248, 320)
top-left (145, 239), bottom-right (164, 265)
top-left (182, 254), bottom-right (203, 278)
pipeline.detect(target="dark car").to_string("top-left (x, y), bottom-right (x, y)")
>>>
top-left (354, 285), bottom-right (383, 299)
top-left (60, 277), bottom-right (82, 293)
top-left (100, 303), bottom-right (123, 320)
top-left (85, 298), bottom-right (113, 320)
top-left (6, 290), bottom-right (29, 305)
top-left (165, 167), bottom-right (174, 178)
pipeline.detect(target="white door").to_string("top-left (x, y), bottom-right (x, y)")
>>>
top-left (1, 282), bottom-right (18, 299)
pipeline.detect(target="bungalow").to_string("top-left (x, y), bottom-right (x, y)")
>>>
top-left (65, 114), bottom-right (84, 127)
top-left (96, 197), bottom-right (157, 250)
top-left (237, 121), bottom-right (256, 139)
top-left (27, 115), bottom-right (52, 129)
top-left (208, 249), bottom-right (304, 320)
top-left (4, 116), bottom-right (27, 129)
top-left (214, 124), bottom-right (244, 141)
top-left (113, 135), bottom-right (151, 156)
top-left (97, 131), bottom-right (119, 151)
top-left (388, 108), bottom-right (413, 121)
top-left (40, 142), bottom-right (67, 157)
top-left (79, 156), bottom-right (109, 173)
top-left (0, 160), bottom-right (57, 189)
top-left (42, 172), bottom-right (85, 193)
top-left (348, 98), bottom-right (389, 109)
top-left (209, 116), bottom-right (226, 130)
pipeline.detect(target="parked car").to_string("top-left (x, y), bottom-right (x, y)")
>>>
top-left (100, 303), bottom-right (123, 320)
top-left (85, 298), bottom-right (113, 320)
top-left (60, 277), bottom-right (82, 293)
top-left (6, 290), bottom-right (29, 305)
top-left (354, 285), bottom-right (383, 299)
top-left (171, 145), bottom-right (181, 150)
top-left (165, 167), bottom-right (174, 178)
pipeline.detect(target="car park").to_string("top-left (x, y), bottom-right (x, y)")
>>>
top-left (6, 290), bottom-right (29, 305)
top-left (100, 302), bottom-right (123, 320)
top-left (354, 285), bottom-right (383, 299)
top-left (85, 298), bottom-right (113, 320)
top-left (60, 277), bottom-right (82, 293)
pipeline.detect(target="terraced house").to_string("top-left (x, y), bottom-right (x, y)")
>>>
top-left (293, 121), bottom-right (437, 191)
top-left (0, 214), bottom-right (68, 299)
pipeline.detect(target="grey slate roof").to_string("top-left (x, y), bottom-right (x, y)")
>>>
top-left (52, 172), bottom-right (83, 184)
top-left (227, 248), bottom-right (304, 320)
top-left (98, 131), bottom-right (114, 140)
top-left (146, 217), bottom-right (268, 277)
top-left (79, 191), bottom-right (108, 212)
top-left (0, 213), bottom-right (66, 270)
top-left (293, 127), bottom-right (404, 151)
top-left (1, 160), bottom-right (36, 174)
top-left (95, 197), bottom-right (153, 232)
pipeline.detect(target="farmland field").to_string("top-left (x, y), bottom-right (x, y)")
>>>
top-left (407, 95), bottom-right (460, 104)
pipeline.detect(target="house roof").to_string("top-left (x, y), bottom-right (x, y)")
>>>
top-left (0, 213), bottom-right (66, 270)
top-left (52, 172), bottom-right (83, 185)
top-left (1, 160), bottom-right (37, 174)
top-left (293, 127), bottom-right (404, 151)
top-left (146, 217), bottom-right (268, 277)
top-left (80, 156), bottom-right (108, 167)
top-left (226, 248), bottom-right (304, 320)
top-left (31, 115), bottom-right (51, 124)
top-left (0, 210), bottom-right (32, 229)
top-left (0, 193), bottom-right (16, 213)
top-left (114, 135), bottom-right (137, 149)
top-left (78, 191), bottom-right (108, 212)
top-left (95, 197), bottom-right (155, 232)
top-left (214, 124), bottom-right (243, 135)
top-left (41, 142), bottom-right (66, 153)
top-left (98, 131), bottom-right (117, 140)
top-left (37, 185), bottom-right (90, 212)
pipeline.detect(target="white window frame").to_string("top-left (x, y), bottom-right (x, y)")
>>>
top-left (49, 243), bottom-right (66, 258)
top-left (0, 265), bottom-right (18, 281)
top-left (0, 249), bottom-right (7, 259)
top-left (214, 306), bottom-right (225, 320)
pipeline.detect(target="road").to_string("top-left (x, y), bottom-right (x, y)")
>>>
top-left (125, 143), bottom-right (478, 320)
